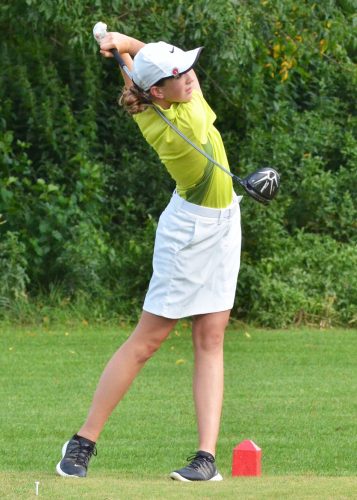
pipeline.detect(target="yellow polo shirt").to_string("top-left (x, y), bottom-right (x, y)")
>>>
top-left (133, 90), bottom-right (233, 208)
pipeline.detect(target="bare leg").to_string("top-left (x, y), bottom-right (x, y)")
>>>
top-left (78, 311), bottom-right (177, 442)
top-left (192, 310), bottom-right (230, 457)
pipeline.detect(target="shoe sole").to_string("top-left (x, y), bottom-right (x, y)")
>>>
top-left (169, 471), bottom-right (223, 482)
top-left (56, 441), bottom-right (81, 478)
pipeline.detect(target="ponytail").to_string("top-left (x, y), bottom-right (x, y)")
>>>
top-left (118, 86), bottom-right (151, 115)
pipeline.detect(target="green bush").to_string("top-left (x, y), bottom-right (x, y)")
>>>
top-left (237, 231), bottom-right (357, 328)
top-left (0, 231), bottom-right (29, 312)
top-left (113, 215), bottom-right (157, 317)
top-left (57, 221), bottom-right (114, 299)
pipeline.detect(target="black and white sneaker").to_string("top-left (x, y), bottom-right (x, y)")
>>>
top-left (56, 435), bottom-right (97, 477)
top-left (170, 450), bottom-right (223, 482)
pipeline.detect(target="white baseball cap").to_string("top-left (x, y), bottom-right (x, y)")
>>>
top-left (132, 41), bottom-right (203, 91)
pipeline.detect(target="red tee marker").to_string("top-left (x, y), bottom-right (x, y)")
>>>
top-left (232, 440), bottom-right (262, 476)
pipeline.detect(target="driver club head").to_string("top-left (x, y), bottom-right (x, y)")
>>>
top-left (241, 167), bottom-right (280, 204)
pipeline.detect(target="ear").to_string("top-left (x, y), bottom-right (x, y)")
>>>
top-left (150, 85), bottom-right (165, 99)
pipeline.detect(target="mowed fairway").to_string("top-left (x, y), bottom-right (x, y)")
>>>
top-left (1, 322), bottom-right (356, 498)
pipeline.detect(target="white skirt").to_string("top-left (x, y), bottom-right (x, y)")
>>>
top-left (143, 191), bottom-right (242, 319)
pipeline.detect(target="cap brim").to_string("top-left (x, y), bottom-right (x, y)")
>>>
top-left (180, 47), bottom-right (203, 74)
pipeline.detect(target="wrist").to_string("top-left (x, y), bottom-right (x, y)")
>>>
top-left (126, 36), bottom-right (145, 57)
top-left (120, 34), bottom-right (131, 54)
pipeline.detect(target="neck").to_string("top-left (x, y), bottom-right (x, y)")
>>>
top-left (152, 97), bottom-right (172, 109)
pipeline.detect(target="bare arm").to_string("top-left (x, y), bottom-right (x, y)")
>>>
top-left (99, 33), bottom-right (145, 88)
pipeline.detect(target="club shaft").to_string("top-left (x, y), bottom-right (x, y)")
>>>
top-left (111, 48), bottom-right (133, 80)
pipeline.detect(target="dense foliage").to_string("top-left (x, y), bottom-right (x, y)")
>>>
top-left (0, 0), bottom-right (356, 326)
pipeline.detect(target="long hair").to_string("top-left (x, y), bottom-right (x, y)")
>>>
top-left (118, 77), bottom-right (168, 115)
top-left (118, 85), bottom-right (151, 115)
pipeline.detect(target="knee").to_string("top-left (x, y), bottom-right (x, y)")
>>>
top-left (193, 328), bottom-right (225, 353)
top-left (193, 315), bottom-right (229, 353)
top-left (133, 340), bottom-right (162, 364)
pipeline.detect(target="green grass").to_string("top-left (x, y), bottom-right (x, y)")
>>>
top-left (1, 473), bottom-right (357, 499)
top-left (1, 322), bottom-right (356, 498)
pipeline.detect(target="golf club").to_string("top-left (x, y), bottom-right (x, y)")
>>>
top-left (93, 22), bottom-right (280, 204)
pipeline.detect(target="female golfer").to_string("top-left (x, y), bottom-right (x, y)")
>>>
top-left (56, 32), bottom-right (242, 482)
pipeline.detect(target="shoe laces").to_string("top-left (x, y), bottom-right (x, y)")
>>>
top-left (186, 452), bottom-right (214, 470)
top-left (68, 439), bottom-right (97, 467)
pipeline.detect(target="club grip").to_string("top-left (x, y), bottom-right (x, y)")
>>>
top-left (110, 48), bottom-right (133, 81)
top-left (111, 48), bottom-right (126, 69)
